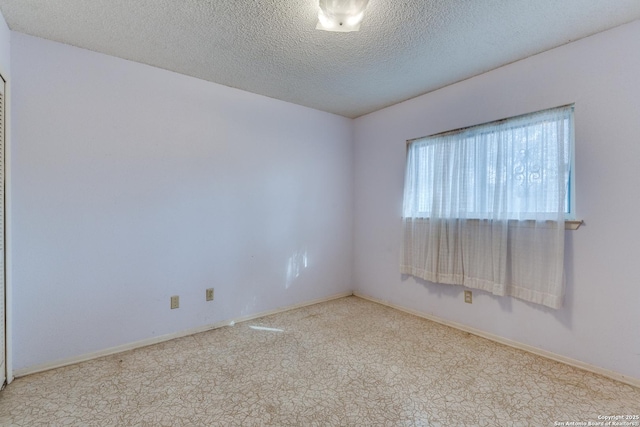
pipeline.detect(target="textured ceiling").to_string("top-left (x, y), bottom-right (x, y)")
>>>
top-left (1, 1), bottom-right (640, 118)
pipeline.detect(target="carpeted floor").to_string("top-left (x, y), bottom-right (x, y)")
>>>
top-left (0, 296), bottom-right (638, 426)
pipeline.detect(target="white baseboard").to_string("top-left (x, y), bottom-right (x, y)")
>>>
top-left (353, 291), bottom-right (640, 389)
top-left (14, 291), bottom-right (353, 378)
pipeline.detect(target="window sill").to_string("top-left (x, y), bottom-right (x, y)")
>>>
top-left (403, 217), bottom-right (584, 230)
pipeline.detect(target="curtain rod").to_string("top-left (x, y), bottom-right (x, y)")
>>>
top-left (406, 103), bottom-right (574, 146)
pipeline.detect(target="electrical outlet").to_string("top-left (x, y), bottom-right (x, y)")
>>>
top-left (170, 295), bottom-right (179, 309)
top-left (464, 290), bottom-right (472, 304)
top-left (206, 288), bottom-right (214, 301)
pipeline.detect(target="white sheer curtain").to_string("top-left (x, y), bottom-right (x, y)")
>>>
top-left (401, 106), bottom-right (573, 309)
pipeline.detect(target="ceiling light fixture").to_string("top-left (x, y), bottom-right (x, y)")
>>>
top-left (316, 0), bottom-right (370, 32)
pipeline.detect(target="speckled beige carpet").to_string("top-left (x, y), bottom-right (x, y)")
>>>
top-left (0, 296), bottom-right (638, 426)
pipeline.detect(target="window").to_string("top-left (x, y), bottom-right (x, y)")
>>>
top-left (403, 105), bottom-right (574, 221)
top-left (401, 105), bottom-right (574, 309)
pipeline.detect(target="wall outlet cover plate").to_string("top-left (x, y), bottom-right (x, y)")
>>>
top-left (171, 295), bottom-right (179, 309)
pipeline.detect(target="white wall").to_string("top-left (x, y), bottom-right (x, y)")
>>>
top-left (0, 9), bottom-right (9, 73)
top-left (0, 8), bottom-right (10, 383)
top-left (11, 33), bottom-right (353, 372)
top-left (354, 20), bottom-right (640, 381)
